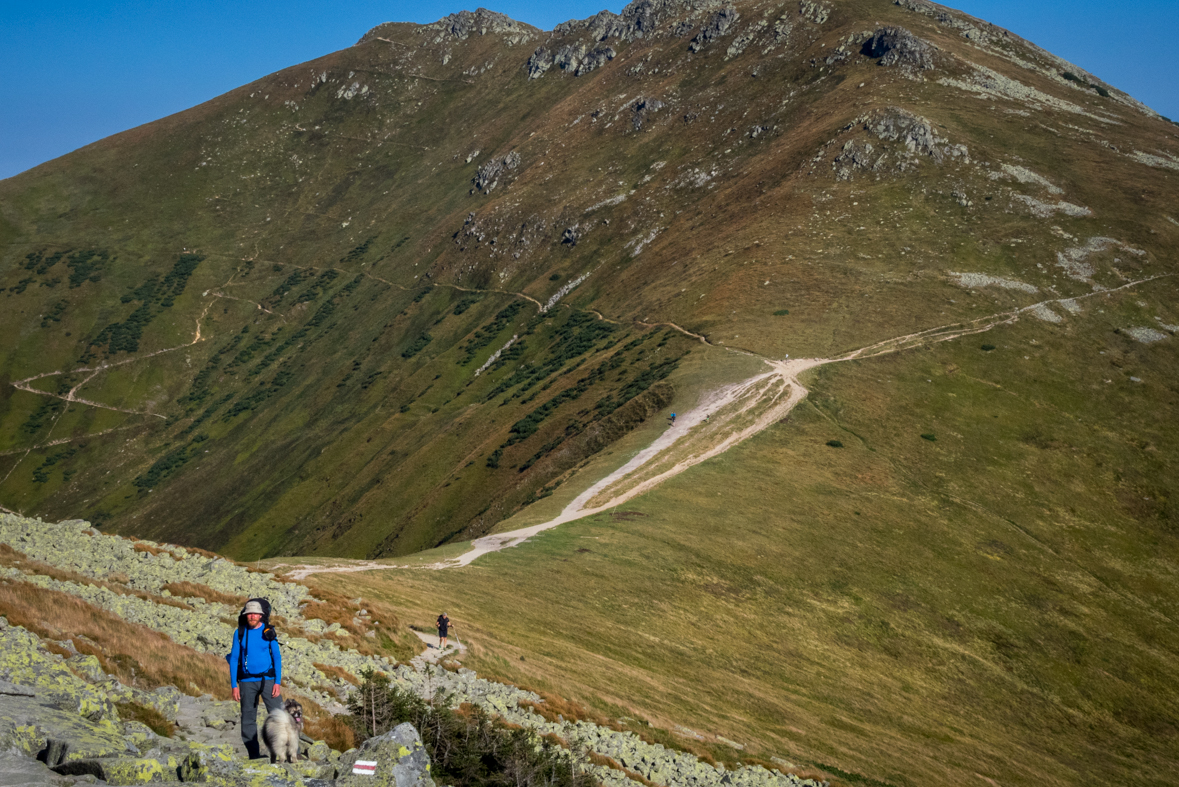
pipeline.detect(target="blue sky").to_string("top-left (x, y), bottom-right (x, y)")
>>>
top-left (2, 0), bottom-right (1175, 180)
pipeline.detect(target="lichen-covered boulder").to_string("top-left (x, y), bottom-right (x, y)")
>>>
top-left (336, 723), bottom-right (435, 787)
top-left (133, 685), bottom-right (183, 722)
top-left (178, 745), bottom-right (313, 786)
top-left (0, 747), bottom-right (70, 787)
top-left (121, 720), bottom-right (162, 750)
top-left (304, 739), bottom-right (331, 762)
top-left (0, 625), bottom-right (119, 725)
top-left (53, 756), bottom-right (174, 784)
top-left (279, 759), bottom-right (336, 780)
top-left (66, 654), bottom-right (106, 683)
top-left (0, 694), bottom-right (135, 764)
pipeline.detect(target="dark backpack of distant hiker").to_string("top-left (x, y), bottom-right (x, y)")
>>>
top-left (225, 597), bottom-right (279, 682)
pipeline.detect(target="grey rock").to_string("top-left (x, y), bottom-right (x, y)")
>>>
top-left (833, 140), bottom-right (880, 180)
top-left (725, 21), bottom-right (766, 59)
top-left (689, 8), bottom-right (739, 52)
top-left (337, 723), bottom-right (435, 787)
top-left (427, 9), bottom-right (531, 42)
top-left (576, 45), bottom-right (616, 76)
top-left (473, 152), bottom-right (521, 194)
top-left (0, 681), bottom-right (35, 697)
top-left (0, 694), bottom-right (137, 764)
top-left (526, 48), bottom-right (552, 79)
top-left (864, 26), bottom-right (934, 70)
top-left (632, 97), bottom-right (665, 130)
top-left (554, 43), bottom-right (586, 71)
top-left (0, 749), bottom-right (73, 787)
top-left (799, 0), bottom-right (831, 25)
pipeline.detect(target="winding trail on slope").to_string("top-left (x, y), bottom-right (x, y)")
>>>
top-left (286, 275), bottom-right (1170, 579)
top-left (0, 287), bottom-right (220, 494)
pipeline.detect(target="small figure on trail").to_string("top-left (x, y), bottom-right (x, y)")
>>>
top-left (228, 599), bottom-right (284, 760)
top-left (670, 413), bottom-right (677, 426)
top-left (437, 612), bottom-right (454, 651)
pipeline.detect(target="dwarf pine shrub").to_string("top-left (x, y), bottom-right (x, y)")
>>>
top-left (348, 670), bottom-right (595, 787)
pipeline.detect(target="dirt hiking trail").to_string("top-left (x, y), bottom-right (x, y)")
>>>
top-left (286, 277), bottom-right (1167, 579)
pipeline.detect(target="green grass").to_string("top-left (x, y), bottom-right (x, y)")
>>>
top-left (312, 303), bottom-right (1179, 786)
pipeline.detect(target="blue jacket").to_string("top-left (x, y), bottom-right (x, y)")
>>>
top-left (228, 625), bottom-right (282, 688)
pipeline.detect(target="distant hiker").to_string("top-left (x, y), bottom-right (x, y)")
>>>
top-left (670, 413), bottom-right (677, 425)
top-left (228, 599), bottom-right (284, 760)
top-left (437, 612), bottom-right (455, 650)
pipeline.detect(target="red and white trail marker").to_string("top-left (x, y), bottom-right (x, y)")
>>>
top-left (352, 760), bottom-right (378, 775)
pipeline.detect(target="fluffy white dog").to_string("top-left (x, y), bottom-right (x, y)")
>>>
top-left (262, 699), bottom-right (304, 763)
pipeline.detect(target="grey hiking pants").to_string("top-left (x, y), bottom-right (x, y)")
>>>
top-left (239, 679), bottom-right (283, 759)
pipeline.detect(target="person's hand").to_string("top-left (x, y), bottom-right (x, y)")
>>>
top-left (272, 683), bottom-right (282, 698)
top-left (232, 687), bottom-right (240, 702)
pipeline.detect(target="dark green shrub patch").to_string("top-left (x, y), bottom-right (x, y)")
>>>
top-left (347, 670), bottom-right (593, 787)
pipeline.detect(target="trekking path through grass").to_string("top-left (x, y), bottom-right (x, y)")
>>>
top-left (409, 629), bottom-right (467, 666)
top-left (286, 273), bottom-right (1170, 578)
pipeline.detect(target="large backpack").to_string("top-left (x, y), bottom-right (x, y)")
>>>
top-left (226, 597), bottom-right (278, 682)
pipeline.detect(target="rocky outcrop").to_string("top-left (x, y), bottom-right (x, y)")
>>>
top-left (689, 8), bottom-right (739, 52)
top-left (336, 724), bottom-right (434, 787)
top-left (864, 27), bottom-right (934, 70)
top-left (829, 107), bottom-right (969, 180)
top-left (866, 108), bottom-right (965, 161)
top-left (632, 97), bottom-right (666, 130)
top-left (527, 42), bottom-right (616, 78)
top-left (359, 9), bottom-right (538, 48)
top-left (428, 9), bottom-right (527, 41)
top-left (526, 47), bottom-right (553, 79)
top-left (892, 0), bottom-right (991, 43)
top-left (473, 152), bottom-right (521, 194)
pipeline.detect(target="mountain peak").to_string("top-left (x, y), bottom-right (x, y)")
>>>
top-left (360, 7), bottom-right (539, 46)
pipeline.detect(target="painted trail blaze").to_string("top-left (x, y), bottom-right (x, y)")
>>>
top-left (352, 759), bottom-right (378, 775)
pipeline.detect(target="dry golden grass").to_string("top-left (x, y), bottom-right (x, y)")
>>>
top-left (43, 641), bottom-right (73, 659)
top-left (298, 583), bottom-right (418, 661)
top-left (541, 732), bottom-right (568, 748)
top-left (289, 690), bottom-right (356, 751)
top-left (0, 578), bottom-right (231, 699)
top-left (513, 687), bottom-right (729, 765)
top-left (517, 694), bottom-right (621, 731)
top-left (161, 580), bottom-right (245, 607)
top-left (116, 700), bottom-right (175, 737)
top-left (131, 541), bottom-right (168, 557)
top-left (312, 662), bottom-right (359, 686)
top-left (586, 752), bottom-right (656, 787)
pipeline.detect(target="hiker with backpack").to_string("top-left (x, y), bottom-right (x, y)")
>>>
top-left (228, 599), bottom-right (284, 759)
top-left (437, 612), bottom-right (455, 651)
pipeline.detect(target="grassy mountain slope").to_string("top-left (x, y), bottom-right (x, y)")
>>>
top-left (312, 304), bottom-right (1179, 785)
top-left (3, 0), bottom-right (1179, 783)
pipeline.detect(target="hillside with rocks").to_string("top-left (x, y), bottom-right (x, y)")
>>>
top-left (2, 0), bottom-right (1179, 784)
top-left (0, 513), bottom-right (829, 786)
